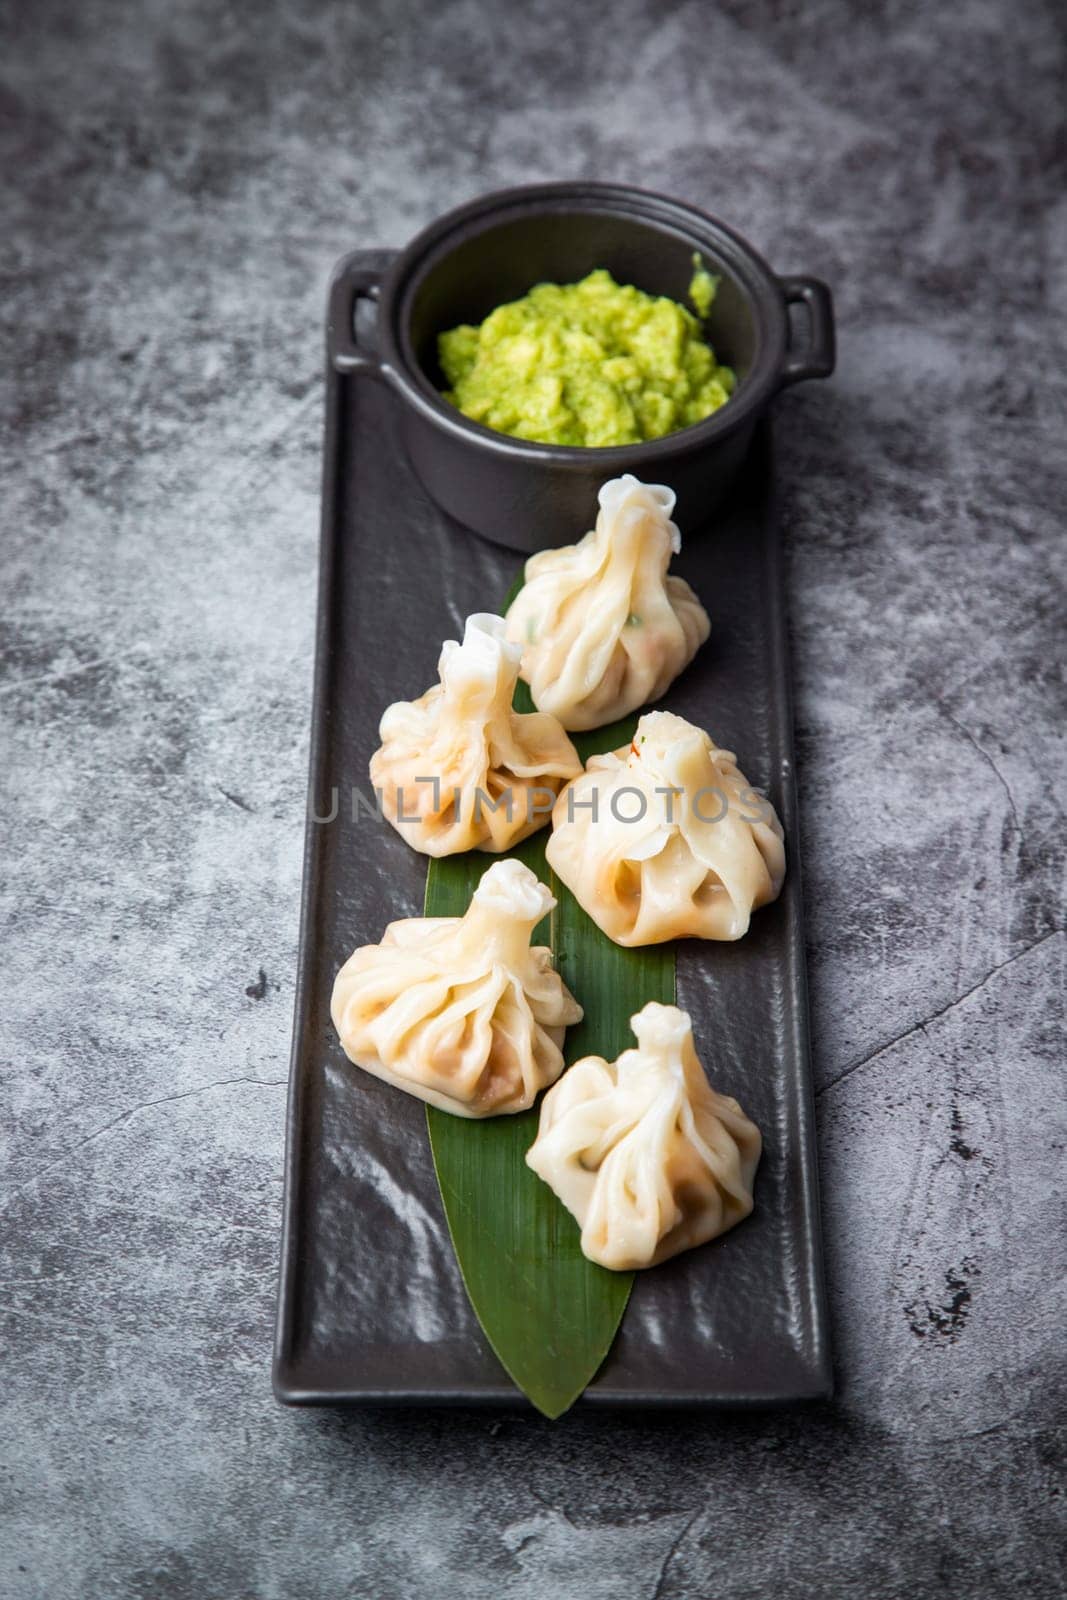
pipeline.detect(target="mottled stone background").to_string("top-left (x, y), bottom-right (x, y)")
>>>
top-left (1, 0), bottom-right (1064, 1595)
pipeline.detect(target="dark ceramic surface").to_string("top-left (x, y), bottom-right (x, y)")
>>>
top-left (274, 253), bottom-right (830, 1406)
top-left (336, 184), bottom-right (833, 550)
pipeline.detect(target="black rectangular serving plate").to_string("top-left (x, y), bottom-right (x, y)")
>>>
top-left (273, 252), bottom-right (832, 1409)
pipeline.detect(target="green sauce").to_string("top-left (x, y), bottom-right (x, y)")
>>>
top-left (688, 253), bottom-right (718, 320)
top-left (438, 268), bottom-right (733, 448)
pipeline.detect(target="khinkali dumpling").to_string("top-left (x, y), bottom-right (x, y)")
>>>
top-left (546, 710), bottom-right (785, 945)
top-left (371, 613), bottom-right (581, 856)
top-left (504, 476), bottom-right (710, 731)
top-left (331, 859), bottom-right (582, 1118)
top-left (527, 1003), bottom-right (761, 1270)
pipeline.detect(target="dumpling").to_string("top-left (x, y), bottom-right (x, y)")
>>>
top-left (526, 1002), bottom-right (761, 1270)
top-left (371, 613), bottom-right (582, 856)
top-left (331, 859), bottom-right (582, 1117)
top-left (546, 709), bottom-right (785, 945)
top-left (504, 475), bottom-right (710, 731)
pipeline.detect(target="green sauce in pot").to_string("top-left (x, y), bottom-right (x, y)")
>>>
top-left (437, 267), bottom-right (733, 448)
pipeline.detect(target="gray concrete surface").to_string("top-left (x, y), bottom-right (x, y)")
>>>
top-left (2, 0), bottom-right (1064, 1595)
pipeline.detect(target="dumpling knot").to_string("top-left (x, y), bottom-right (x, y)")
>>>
top-left (472, 858), bottom-right (556, 924)
top-left (629, 1001), bottom-right (693, 1058)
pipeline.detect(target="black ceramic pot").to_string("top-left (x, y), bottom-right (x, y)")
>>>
top-left (329, 182), bottom-right (835, 552)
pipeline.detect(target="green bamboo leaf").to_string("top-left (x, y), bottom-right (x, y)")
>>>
top-left (425, 657), bottom-right (675, 1417)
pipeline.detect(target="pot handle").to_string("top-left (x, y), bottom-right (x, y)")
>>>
top-left (777, 276), bottom-right (836, 387)
top-left (327, 252), bottom-right (394, 378)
